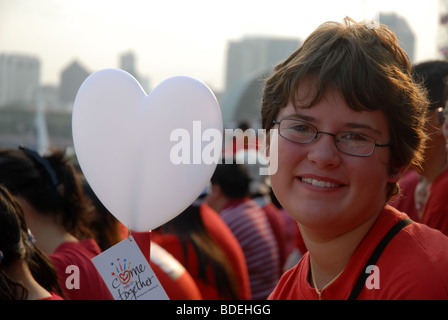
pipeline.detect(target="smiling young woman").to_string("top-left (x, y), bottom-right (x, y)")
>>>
top-left (270, 86), bottom-right (393, 237)
top-left (263, 17), bottom-right (448, 300)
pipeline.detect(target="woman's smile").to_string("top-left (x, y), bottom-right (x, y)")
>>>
top-left (297, 175), bottom-right (345, 189)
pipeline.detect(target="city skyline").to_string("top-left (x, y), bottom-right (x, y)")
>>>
top-left (0, 0), bottom-right (441, 92)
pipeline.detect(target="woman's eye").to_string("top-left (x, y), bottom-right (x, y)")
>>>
top-left (290, 124), bottom-right (314, 133)
top-left (339, 132), bottom-right (369, 142)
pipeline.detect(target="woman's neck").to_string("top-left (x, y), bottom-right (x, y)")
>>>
top-left (18, 199), bottom-right (78, 255)
top-left (6, 260), bottom-right (52, 300)
top-left (301, 212), bottom-right (380, 289)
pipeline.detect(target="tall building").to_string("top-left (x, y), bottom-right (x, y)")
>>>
top-left (0, 53), bottom-right (40, 108)
top-left (380, 12), bottom-right (416, 62)
top-left (120, 51), bottom-right (138, 79)
top-left (438, 0), bottom-right (448, 59)
top-left (59, 60), bottom-right (90, 108)
top-left (225, 36), bottom-right (300, 92)
top-left (221, 36), bottom-right (300, 128)
top-left (119, 51), bottom-right (149, 92)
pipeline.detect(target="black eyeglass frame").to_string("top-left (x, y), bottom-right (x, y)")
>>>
top-left (272, 119), bottom-right (391, 157)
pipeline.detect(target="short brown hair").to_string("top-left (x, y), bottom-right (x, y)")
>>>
top-left (261, 17), bottom-right (428, 200)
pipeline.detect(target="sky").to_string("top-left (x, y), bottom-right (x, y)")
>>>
top-left (0, 0), bottom-right (442, 92)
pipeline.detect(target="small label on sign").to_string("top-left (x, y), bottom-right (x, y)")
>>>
top-left (92, 236), bottom-right (169, 300)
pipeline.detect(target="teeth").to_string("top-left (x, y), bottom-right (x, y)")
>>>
top-left (301, 177), bottom-right (339, 188)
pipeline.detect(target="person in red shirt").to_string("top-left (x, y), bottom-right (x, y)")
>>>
top-left (261, 17), bottom-right (448, 299)
top-left (152, 199), bottom-right (241, 300)
top-left (421, 103), bottom-right (448, 237)
top-left (134, 232), bottom-right (204, 300)
top-left (149, 241), bottom-right (203, 300)
top-left (0, 185), bottom-right (64, 300)
top-left (0, 147), bottom-right (113, 300)
top-left (270, 205), bottom-right (448, 299)
top-left (235, 135), bottom-right (294, 274)
top-left (49, 237), bottom-right (112, 300)
top-left (207, 163), bottom-right (281, 300)
top-left (390, 61), bottom-right (448, 222)
top-left (421, 168), bottom-right (448, 237)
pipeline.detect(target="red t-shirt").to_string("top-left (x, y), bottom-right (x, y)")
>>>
top-left (149, 242), bottom-right (203, 300)
top-left (269, 205), bottom-right (448, 300)
top-left (152, 231), bottom-right (227, 299)
top-left (421, 167), bottom-right (448, 237)
top-left (36, 292), bottom-right (64, 300)
top-left (50, 239), bottom-right (113, 300)
top-left (153, 205), bottom-right (251, 300)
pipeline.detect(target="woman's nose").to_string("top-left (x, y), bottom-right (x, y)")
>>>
top-left (306, 133), bottom-right (341, 168)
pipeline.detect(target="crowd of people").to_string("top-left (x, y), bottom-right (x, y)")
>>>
top-left (0, 142), bottom-right (299, 300)
top-left (2, 17), bottom-right (448, 300)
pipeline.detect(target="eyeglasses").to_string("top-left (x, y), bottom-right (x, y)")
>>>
top-left (273, 118), bottom-right (391, 157)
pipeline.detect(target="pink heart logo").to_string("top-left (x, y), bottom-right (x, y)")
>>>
top-left (118, 270), bottom-right (131, 285)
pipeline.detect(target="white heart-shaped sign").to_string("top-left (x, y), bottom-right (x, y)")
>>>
top-left (72, 68), bottom-right (222, 231)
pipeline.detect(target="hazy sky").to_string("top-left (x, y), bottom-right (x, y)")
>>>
top-left (0, 0), bottom-right (441, 92)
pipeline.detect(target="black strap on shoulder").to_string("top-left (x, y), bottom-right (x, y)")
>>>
top-left (347, 218), bottom-right (413, 300)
